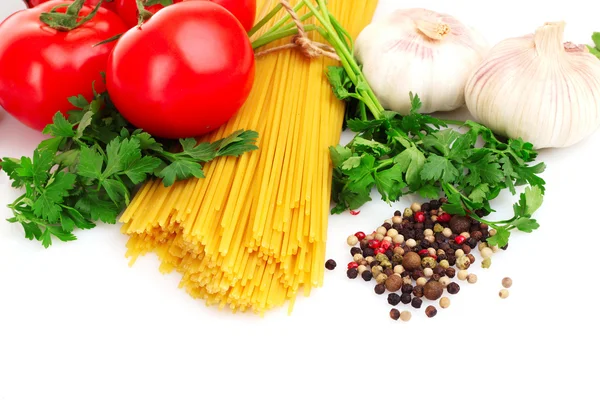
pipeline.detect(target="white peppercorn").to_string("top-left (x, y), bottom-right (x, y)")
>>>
top-left (383, 236), bottom-right (392, 243)
top-left (400, 310), bottom-right (412, 322)
top-left (402, 276), bottom-right (413, 285)
top-left (439, 260), bottom-right (450, 269)
top-left (455, 249), bottom-right (465, 258)
top-left (424, 268), bottom-right (434, 277)
top-left (457, 270), bottom-right (469, 281)
top-left (375, 233), bottom-right (385, 241)
top-left (491, 245), bottom-right (500, 253)
top-left (499, 289), bottom-right (509, 299)
top-left (393, 235), bottom-right (405, 244)
top-left (427, 247), bottom-right (436, 256)
top-left (467, 274), bottom-right (478, 284)
top-left (392, 216), bottom-right (402, 224)
top-left (439, 276), bottom-right (451, 287)
top-left (376, 226), bottom-right (387, 235)
top-left (502, 277), bottom-right (513, 288)
top-left (387, 228), bottom-right (399, 238)
top-left (347, 235), bottom-right (358, 246)
top-left (406, 238), bottom-right (417, 248)
top-left (442, 228), bottom-right (452, 238)
top-left (358, 265), bottom-right (367, 274)
top-left (439, 297), bottom-right (451, 309)
top-left (425, 235), bottom-right (436, 243)
top-left (375, 274), bottom-right (387, 284)
top-left (353, 253), bottom-right (364, 262)
top-left (480, 247), bottom-right (493, 259)
top-left (384, 219), bottom-right (393, 225)
top-left (478, 242), bottom-right (488, 252)
top-left (489, 228), bottom-right (497, 236)
top-left (372, 266), bottom-right (383, 278)
top-left (365, 256), bottom-right (374, 264)
top-left (424, 229), bottom-right (434, 237)
top-left (410, 202), bottom-right (421, 212)
top-left (416, 277), bottom-right (428, 286)
top-left (459, 232), bottom-right (470, 239)
top-left (393, 265), bottom-right (405, 275)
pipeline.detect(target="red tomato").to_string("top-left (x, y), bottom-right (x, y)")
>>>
top-left (106, 1), bottom-right (255, 138)
top-left (25, 0), bottom-right (118, 13)
top-left (114, 0), bottom-right (183, 28)
top-left (0, 1), bottom-right (127, 131)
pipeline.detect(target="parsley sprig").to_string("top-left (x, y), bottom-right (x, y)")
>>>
top-left (301, 0), bottom-right (546, 248)
top-left (1, 90), bottom-right (258, 247)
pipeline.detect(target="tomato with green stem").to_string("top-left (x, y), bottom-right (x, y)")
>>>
top-left (106, 1), bottom-right (255, 139)
top-left (0, 0), bottom-right (127, 131)
top-left (24, 0), bottom-right (118, 13)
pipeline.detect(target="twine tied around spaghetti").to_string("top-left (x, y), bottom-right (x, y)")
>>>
top-left (254, 0), bottom-right (340, 61)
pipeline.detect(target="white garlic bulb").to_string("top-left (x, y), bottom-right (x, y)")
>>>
top-left (355, 8), bottom-right (488, 114)
top-left (465, 22), bottom-right (600, 149)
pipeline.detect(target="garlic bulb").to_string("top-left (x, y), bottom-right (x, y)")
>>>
top-left (355, 8), bottom-right (488, 114)
top-left (465, 22), bottom-right (600, 149)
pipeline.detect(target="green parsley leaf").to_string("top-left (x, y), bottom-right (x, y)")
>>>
top-left (511, 217), bottom-right (540, 233)
top-left (340, 156), bottom-right (362, 171)
top-left (352, 137), bottom-right (391, 158)
top-left (394, 147), bottom-right (425, 188)
top-left (468, 183), bottom-right (490, 203)
top-left (42, 112), bottom-right (75, 138)
top-left (486, 227), bottom-right (511, 248)
top-left (327, 66), bottom-right (353, 100)
top-left (214, 130), bottom-right (259, 158)
top-left (421, 154), bottom-right (460, 183)
top-left (77, 146), bottom-right (104, 179)
top-left (157, 160), bottom-right (205, 187)
top-left (329, 145), bottom-right (352, 168)
top-left (374, 164), bottom-right (406, 202)
top-left (524, 185), bottom-right (543, 216)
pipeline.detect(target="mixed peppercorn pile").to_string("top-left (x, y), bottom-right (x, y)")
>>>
top-left (326, 198), bottom-right (511, 321)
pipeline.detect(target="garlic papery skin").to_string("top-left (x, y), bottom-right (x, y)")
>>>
top-left (465, 22), bottom-right (600, 149)
top-left (354, 8), bottom-right (488, 114)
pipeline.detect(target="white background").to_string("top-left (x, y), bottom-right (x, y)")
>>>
top-left (1, 1), bottom-right (599, 399)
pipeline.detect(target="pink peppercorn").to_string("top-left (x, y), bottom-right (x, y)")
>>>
top-left (455, 235), bottom-right (466, 245)
top-left (415, 211), bottom-right (426, 223)
top-left (355, 231), bottom-right (366, 240)
top-left (347, 262), bottom-right (359, 269)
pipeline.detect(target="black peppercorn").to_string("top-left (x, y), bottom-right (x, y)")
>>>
top-left (401, 284), bottom-right (413, 294)
top-left (385, 249), bottom-right (394, 259)
top-left (394, 210), bottom-right (402, 217)
top-left (347, 269), bottom-right (358, 279)
top-left (400, 293), bottom-right (412, 304)
top-left (388, 293), bottom-right (401, 306)
top-left (384, 269), bottom-right (394, 277)
top-left (370, 260), bottom-right (380, 268)
top-left (467, 237), bottom-right (479, 248)
top-left (421, 203), bottom-right (431, 212)
top-left (390, 308), bottom-right (400, 320)
top-left (363, 247), bottom-right (375, 257)
top-left (430, 200), bottom-right (441, 209)
top-left (413, 286), bottom-right (424, 298)
top-left (424, 221), bottom-right (434, 229)
top-left (392, 223), bottom-right (403, 231)
top-left (501, 243), bottom-right (509, 251)
top-left (411, 297), bottom-right (423, 309)
top-left (462, 244), bottom-right (472, 254)
top-left (445, 268), bottom-right (456, 278)
top-left (412, 270), bottom-right (425, 280)
top-left (447, 255), bottom-right (457, 266)
top-left (325, 259), bottom-right (337, 270)
top-left (432, 274), bottom-right (441, 281)
top-left (432, 266), bottom-right (444, 276)
top-left (437, 253), bottom-right (448, 261)
top-left (401, 271), bottom-right (410, 278)
top-left (447, 282), bottom-right (460, 295)
top-left (361, 270), bottom-right (373, 282)
top-left (414, 222), bottom-right (424, 230)
top-left (382, 222), bottom-right (392, 230)
top-left (374, 283), bottom-right (386, 295)
top-left (420, 239), bottom-right (430, 248)
top-left (360, 239), bottom-right (369, 250)
top-left (425, 305), bottom-right (438, 318)
top-left (350, 247), bottom-right (362, 256)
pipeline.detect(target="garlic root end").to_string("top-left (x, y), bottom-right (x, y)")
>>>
top-left (416, 19), bottom-right (451, 40)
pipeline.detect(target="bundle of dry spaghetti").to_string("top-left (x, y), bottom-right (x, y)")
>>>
top-left (120, 0), bottom-right (378, 314)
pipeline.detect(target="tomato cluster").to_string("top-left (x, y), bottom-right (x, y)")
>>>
top-left (0, 0), bottom-right (256, 138)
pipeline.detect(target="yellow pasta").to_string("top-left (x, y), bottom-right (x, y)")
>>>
top-left (120, 0), bottom-right (378, 314)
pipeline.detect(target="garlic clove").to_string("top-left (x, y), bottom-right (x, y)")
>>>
top-left (465, 21), bottom-right (600, 149)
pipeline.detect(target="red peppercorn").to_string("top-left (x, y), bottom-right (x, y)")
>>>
top-left (455, 235), bottom-right (466, 245)
top-left (369, 240), bottom-right (381, 249)
top-left (415, 211), bottom-right (426, 223)
top-left (418, 249), bottom-right (429, 257)
top-left (380, 241), bottom-right (391, 250)
top-left (349, 210), bottom-right (361, 216)
top-left (429, 254), bottom-right (438, 261)
top-left (437, 213), bottom-right (451, 223)
top-left (347, 261), bottom-right (359, 269)
top-left (374, 248), bottom-right (385, 255)
top-left (355, 231), bottom-right (366, 240)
